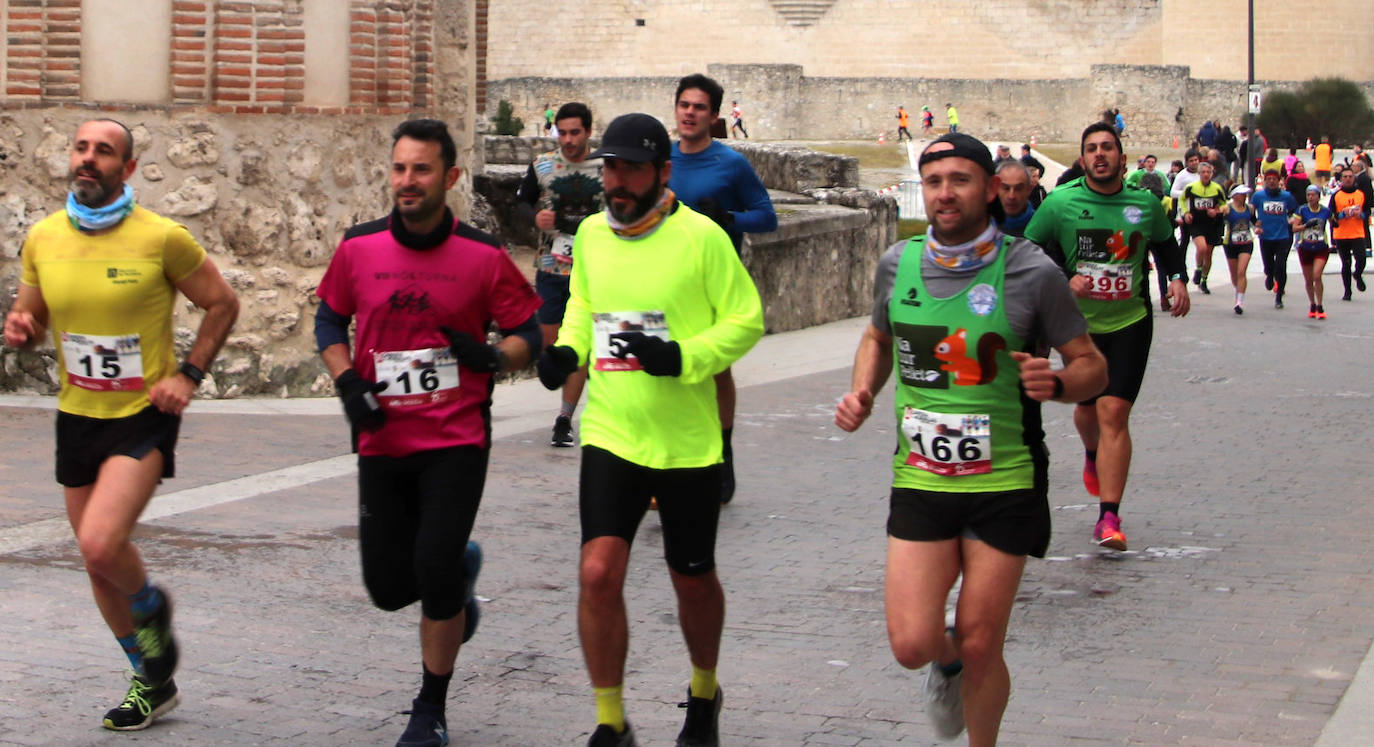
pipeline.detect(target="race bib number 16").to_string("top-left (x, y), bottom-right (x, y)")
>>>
top-left (62, 333), bottom-right (144, 391)
top-left (372, 347), bottom-right (459, 407)
top-left (901, 407), bottom-right (992, 476)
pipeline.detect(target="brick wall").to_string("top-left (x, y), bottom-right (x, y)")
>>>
top-left (3, 0), bottom-right (439, 116)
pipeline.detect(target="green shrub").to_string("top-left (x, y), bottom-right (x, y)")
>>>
top-left (1257, 78), bottom-right (1374, 148)
top-left (493, 100), bottom-right (525, 136)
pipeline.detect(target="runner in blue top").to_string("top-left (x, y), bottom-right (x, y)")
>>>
top-left (1295, 184), bottom-right (1334, 318)
top-left (1249, 169), bottom-right (1299, 309)
top-left (669, 72), bottom-right (779, 505)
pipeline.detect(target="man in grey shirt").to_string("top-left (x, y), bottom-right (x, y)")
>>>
top-left (835, 133), bottom-right (1105, 745)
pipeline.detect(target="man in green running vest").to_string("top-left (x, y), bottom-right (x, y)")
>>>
top-left (835, 133), bottom-right (1106, 746)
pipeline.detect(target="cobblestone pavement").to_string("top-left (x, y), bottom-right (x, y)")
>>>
top-left (3, 259), bottom-right (1374, 745)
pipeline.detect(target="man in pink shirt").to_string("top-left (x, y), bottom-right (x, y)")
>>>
top-left (315, 119), bottom-right (541, 747)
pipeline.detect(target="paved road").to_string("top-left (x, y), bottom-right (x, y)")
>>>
top-left (3, 258), bottom-right (1374, 745)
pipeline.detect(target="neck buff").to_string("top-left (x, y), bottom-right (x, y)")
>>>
top-left (606, 188), bottom-right (676, 240)
top-left (66, 184), bottom-right (134, 233)
top-left (389, 206), bottom-right (455, 250)
top-left (925, 221), bottom-right (1000, 271)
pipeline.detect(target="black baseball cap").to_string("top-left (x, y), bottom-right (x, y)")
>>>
top-left (588, 113), bottom-right (670, 163)
top-left (919, 132), bottom-right (996, 176)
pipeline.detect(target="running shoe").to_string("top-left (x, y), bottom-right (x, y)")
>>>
top-left (1309, 305), bottom-right (1318, 318)
top-left (1093, 513), bottom-right (1128, 551)
top-left (1234, 304), bottom-right (1243, 315)
top-left (461, 541), bottom-right (482, 644)
top-left (923, 663), bottom-right (966, 740)
top-left (1199, 280), bottom-right (1210, 295)
top-left (102, 674), bottom-right (179, 731)
top-left (1192, 269), bottom-right (1202, 286)
top-left (1082, 457), bottom-right (1100, 497)
top-left (1358, 275), bottom-right (1367, 292)
top-left (1317, 306), bottom-right (1327, 319)
top-left (396, 698), bottom-right (448, 747)
top-left (1265, 275), bottom-right (1274, 291)
top-left (676, 687), bottom-right (723, 746)
top-left (588, 722), bottom-right (637, 747)
top-left (1343, 291), bottom-right (1353, 301)
top-left (133, 586), bottom-right (178, 685)
top-left (1275, 297), bottom-right (1284, 310)
top-left (551, 415), bottom-right (575, 448)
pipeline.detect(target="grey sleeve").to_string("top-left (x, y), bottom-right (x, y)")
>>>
top-left (1003, 241), bottom-right (1088, 349)
top-left (869, 241), bottom-right (906, 335)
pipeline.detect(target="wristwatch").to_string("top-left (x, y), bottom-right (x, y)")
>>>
top-left (1168, 273), bottom-right (1186, 282)
top-left (179, 361), bottom-right (206, 386)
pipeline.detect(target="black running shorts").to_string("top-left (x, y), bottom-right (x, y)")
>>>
top-left (1083, 314), bottom-right (1153, 405)
top-left (55, 405), bottom-right (179, 488)
top-left (887, 481), bottom-right (1051, 558)
top-left (579, 445), bottom-right (722, 576)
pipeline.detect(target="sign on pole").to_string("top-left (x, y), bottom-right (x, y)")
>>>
top-left (1248, 86), bottom-right (1262, 114)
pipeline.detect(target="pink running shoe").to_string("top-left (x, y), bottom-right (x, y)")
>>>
top-left (1093, 513), bottom-right (1127, 551)
top-left (1082, 457), bottom-right (1100, 497)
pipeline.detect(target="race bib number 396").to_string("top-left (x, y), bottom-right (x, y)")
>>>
top-left (62, 333), bottom-right (144, 391)
top-left (1078, 261), bottom-right (1134, 301)
top-left (901, 407), bottom-right (992, 476)
top-left (372, 347), bottom-right (459, 407)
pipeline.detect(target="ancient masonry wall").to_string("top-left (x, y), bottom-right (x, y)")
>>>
top-left (0, 0), bottom-right (477, 398)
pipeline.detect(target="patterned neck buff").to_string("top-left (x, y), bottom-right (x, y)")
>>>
top-left (925, 221), bottom-right (1000, 271)
top-left (606, 188), bottom-right (676, 240)
top-left (66, 184), bottom-right (135, 233)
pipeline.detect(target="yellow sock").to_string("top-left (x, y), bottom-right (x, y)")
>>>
top-left (593, 685), bottom-right (626, 732)
top-left (689, 665), bottom-right (718, 699)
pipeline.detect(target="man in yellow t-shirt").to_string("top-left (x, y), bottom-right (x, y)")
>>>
top-left (4, 119), bottom-right (238, 732)
top-left (537, 113), bottom-right (763, 747)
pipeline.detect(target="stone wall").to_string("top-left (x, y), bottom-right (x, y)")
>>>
top-left (487, 64), bottom-right (1374, 146)
top-left (486, 0), bottom-right (1374, 83)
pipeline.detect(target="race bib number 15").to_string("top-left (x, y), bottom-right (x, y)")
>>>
top-left (62, 333), bottom-right (144, 391)
top-left (901, 407), bottom-right (992, 476)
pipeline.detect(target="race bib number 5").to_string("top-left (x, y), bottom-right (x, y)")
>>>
top-left (901, 407), bottom-right (992, 476)
top-left (372, 347), bottom-right (459, 407)
top-left (593, 311), bottom-right (669, 371)
top-left (1078, 261), bottom-right (1134, 301)
top-left (62, 333), bottom-right (144, 391)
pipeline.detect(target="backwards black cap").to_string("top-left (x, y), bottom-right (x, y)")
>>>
top-left (918, 132), bottom-right (996, 175)
top-left (588, 113), bottom-right (670, 163)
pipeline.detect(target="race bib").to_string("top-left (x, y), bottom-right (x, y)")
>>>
top-left (1302, 226), bottom-right (1325, 243)
top-left (551, 233), bottom-right (574, 264)
top-left (1193, 198), bottom-right (1215, 211)
top-left (1230, 225), bottom-right (1252, 244)
top-left (593, 311), bottom-right (669, 371)
top-left (62, 333), bottom-right (144, 391)
top-left (1263, 202), bottom-right (1288, 215)
top-left (1078, 261), bottom-right (1134, 301)
top-left (372, 347), bottom-right (459, 407)
top-left (901, 407), bottom-right (992, 476)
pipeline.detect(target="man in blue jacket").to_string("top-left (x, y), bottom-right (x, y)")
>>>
top-left (669, 72), bottom-right (778, 504)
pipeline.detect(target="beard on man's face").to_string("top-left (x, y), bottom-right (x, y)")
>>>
top-left (68, 166), bottom-right (119, 207)
top-left (607, 183), bottom-right (662, 224)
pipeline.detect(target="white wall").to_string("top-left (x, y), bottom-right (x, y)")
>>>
top-left (303, 0), bottom-right (350, 106)
top-left (81, 0), bottom-right (172, 103)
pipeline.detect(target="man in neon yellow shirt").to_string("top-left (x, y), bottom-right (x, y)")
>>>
top-left (4, 119), bottom-right (238, 731)
top-left (538, 113), bottom-right (763, 747)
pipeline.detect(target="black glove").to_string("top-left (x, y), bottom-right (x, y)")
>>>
top-left (335, 369), bottom-right (387, 431)
top-left (610, 332), bottom-right (681, 377)
top-left (695, 197), bottom-right (735, 232)
top-left (442, 326), bottom-right (504, 373)
top-left (537, 345), bottom-right (579, 390)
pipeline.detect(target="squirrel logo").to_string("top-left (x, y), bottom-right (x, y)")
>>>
top-left (933, 328), bottom-right (1006, 386)
top-left (1105, 230), bottom-right (1141, 261)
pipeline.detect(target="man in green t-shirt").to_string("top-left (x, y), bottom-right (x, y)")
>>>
top-left (1024, 122), bottom-right (1190, 552)
top-left (537, 113), bottom-right (764, 747)
top-left (836, 132), bottom-right (1104, 744)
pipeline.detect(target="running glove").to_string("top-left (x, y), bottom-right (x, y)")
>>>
top-left (442, 326), bottom-right (504, 373)
top-left (538, 345), bottom-right (579, 390)
top-left (612, 332), bottom-right (681, 377)
top-left (335, 369), bottom-right (387, 431)
top-left (695, 197), bottom-right (735, 232)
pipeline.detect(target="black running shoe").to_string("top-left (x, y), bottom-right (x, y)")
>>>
top-left (461, 541), bottom-right (482, 644)
top-left (588, 722), bottom-right (636, 746)
top-left (102, 674), bottom-right (179, 731)
top-left (1343, 291), bottom-right (1353, 301)
top-left (1234, 304), bottom-right (1243, 315)
top-left (551, 415), bottom-right (575, 448)
top-left (133, 587), bottom-right (178, 685)
top-left (396, 698), bottom-right (448, 747)
top-left (1265, 275), bottom-right (1274, 291)
top-left (676, 687), bottom-right (723, 747)
top-left (1192, 269), bottom-right (1202, 285)
top-left (1199, 280), bottom-right (1210, 294)
top-left (1358, 275), bottom-right (1367, 292)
